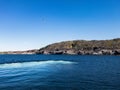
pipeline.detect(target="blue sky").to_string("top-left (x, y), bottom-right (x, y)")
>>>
top-left (0, 0), bottom-right (120, 51)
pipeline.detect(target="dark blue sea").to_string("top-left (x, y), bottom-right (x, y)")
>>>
top-left (0, 55), bottom-right (120, 90)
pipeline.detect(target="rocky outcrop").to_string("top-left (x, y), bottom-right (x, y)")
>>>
top-left (36, 49), bottom-right (120, 55)
top-left (36, 38), bottom-right (120, 55)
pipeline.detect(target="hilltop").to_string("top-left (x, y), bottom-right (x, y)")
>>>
top-left (36, 38), bottom-right (120, 55)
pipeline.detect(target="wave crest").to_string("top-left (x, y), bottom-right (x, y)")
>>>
top-left (0, 60), bottom-right (75, 69)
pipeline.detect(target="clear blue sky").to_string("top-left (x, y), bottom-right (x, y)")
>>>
top-left (0, 0), bottom-right (120, 51)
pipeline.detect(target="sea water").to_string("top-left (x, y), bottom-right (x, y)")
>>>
top-left (0, 54), bottom-right (120, 90)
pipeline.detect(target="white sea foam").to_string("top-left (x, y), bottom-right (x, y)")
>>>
top-left (0, 60), bottom-right (75, 69)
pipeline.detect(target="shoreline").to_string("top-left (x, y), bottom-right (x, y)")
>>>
top-left (1, 38), bottom-right (120, 55)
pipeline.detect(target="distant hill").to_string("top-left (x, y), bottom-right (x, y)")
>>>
top-left (0, 49), bottom-right (37, 54)
top-left (36, 38), bottom-right (120, 55)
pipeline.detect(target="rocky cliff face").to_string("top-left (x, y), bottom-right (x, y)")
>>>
top-left (36, 38), bottom-right (120, 55)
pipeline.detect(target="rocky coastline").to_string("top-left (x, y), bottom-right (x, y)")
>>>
top-left (36, 38), bottom-right (120, 55)
top-left (36, 49), bottom-right (120, 55)
top-left (1, 38), bottom-right (120, 55)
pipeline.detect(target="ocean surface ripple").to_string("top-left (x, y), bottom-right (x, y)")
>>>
top-left (0, 55), bottom-right (120, 90)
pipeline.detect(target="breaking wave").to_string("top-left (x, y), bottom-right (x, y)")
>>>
top-left (0, 60), bottom-right (75, 69)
